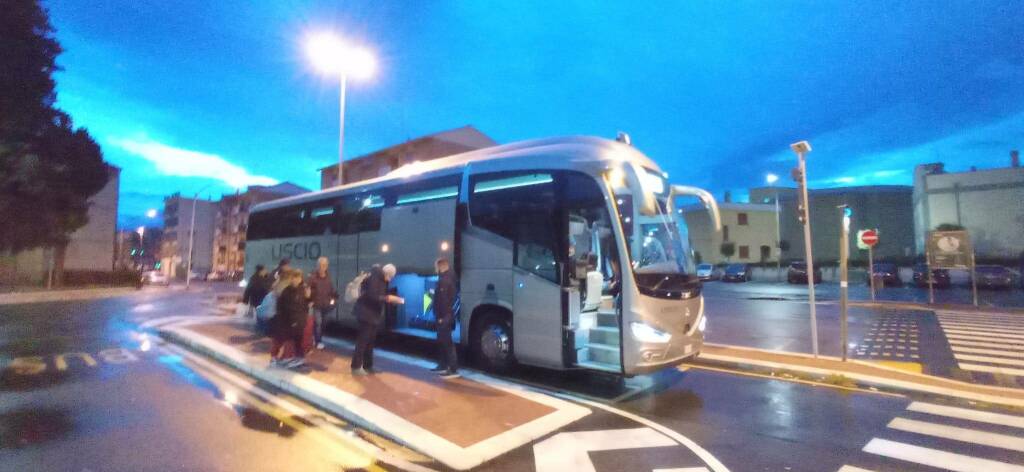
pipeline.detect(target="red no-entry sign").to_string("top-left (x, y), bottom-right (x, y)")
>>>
top-left (860, 229), bottom-right (879, 247)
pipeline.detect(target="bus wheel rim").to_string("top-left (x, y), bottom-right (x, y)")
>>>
top-left (480, 324), bottom-right (510, 363)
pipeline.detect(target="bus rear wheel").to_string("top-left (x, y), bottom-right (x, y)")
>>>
top-left (473, 313), bottom-right (514, 372)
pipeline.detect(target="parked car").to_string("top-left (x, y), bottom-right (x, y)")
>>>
top-left (869, 262), bottom-right (903, 287)
top-left (697, 263), bottom-right (718, 281)
top-left (141, 270), bottom-right (169, 285)
top-left (722, 263), bottom-right (751, 282)
top-left (971, 265), bottom-right (1014, 290)
top-left (912, 264), bottom-right (950, 288)
top-left (787, 261), bottom-right (821, 284)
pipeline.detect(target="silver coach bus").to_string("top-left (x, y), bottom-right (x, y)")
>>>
top-left (244, 136), bottom-right (721, 376)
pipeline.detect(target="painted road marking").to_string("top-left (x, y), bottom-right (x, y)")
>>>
top-left (942, 329), bottom-right (1024, 340)
top-left (944, 333), bottom-right (1024, 345)
top-left (955, 353), bottom-right (1024, 367)
top-left (940, 322), bottom-right (1024, 333)
top-left (948, 338), bottom-right (1024, 350)
top-left (863, 438), bottom-right (1024, 472)
top-left (533, 428), bottom-right (676, 472)
top-left (959, 363), bottom-right (1024, 377)
top-left (836, 466), bottom-right (875, 472)
top-left (951, 346), bottom-right (1024, 357)
top-left (653, 468), bottom-right (711, 472)
top-left (888, 417), bottom-right (1024, 452)
top-left (907, 401), bottom-right (1024, 429)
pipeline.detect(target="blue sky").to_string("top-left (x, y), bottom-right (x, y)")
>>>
top-left (46, 1), bottom-right (1024, 228)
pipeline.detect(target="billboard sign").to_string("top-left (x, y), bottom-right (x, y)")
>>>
top-left (927, 230), bottom-right (972, 269)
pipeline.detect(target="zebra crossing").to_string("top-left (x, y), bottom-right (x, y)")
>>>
top-left (936, 310), bottom-right (1024, 378)
top-left (840, 401), bottom-right (1024, 471)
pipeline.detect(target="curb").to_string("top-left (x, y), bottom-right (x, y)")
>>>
top-left (848, 300), bottom-right (1024, 315)
top-left (693, 347), bottom-right (1024, 408)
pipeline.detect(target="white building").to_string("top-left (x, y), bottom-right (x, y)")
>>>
top-left (912, 151), bottom-right (1024, 259)
top-left (160, 193), bottom-right (216, 278)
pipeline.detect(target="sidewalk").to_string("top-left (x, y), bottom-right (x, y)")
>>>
top-left (157, 318), bottom-right (589, 470)
top-left (695, 343), bottom-right (1024, 408)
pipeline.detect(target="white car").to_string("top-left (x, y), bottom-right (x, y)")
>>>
top-left (696, 263), bottom-right (718, 281)
top-left (142, 270), bottom-right (169, 285)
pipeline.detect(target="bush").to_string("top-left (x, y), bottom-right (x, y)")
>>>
top-left (61, 269), bottom-right (140, 287)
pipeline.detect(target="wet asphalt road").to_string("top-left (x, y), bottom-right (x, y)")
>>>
top-left (0, 289), bottom-right (398, 472)
top-left (4, 288), bottom-right (1024, 471)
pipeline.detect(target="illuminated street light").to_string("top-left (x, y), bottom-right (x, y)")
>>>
top-left (765, 173), bottom-right (779, 185)
top-left (304, 32), bottom-right (376, 187)
top-left (766, 173), bottom-right (781, 280)
top-left (146, 208), bottom-right (158, 218)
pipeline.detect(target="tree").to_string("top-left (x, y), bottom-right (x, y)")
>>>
top-left (935, 223), bottom-right (966, 231)
top-left (1, 1), bottom-right (109, 286)
top-left (719, 241), bottom-right (736, 262)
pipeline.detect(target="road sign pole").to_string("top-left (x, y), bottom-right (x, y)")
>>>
top-left (925, 244), bottom-right (934, 304)
top-left (970, 250), bottom-right (979, 307)
top-left (839, 207), bottom-right (849, 362)
top-left (868, 245), bottom-right (875, 301)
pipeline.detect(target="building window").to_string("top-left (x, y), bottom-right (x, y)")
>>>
top-left (738, 213), bottom-right (748, 225)
top-left (722, 225), bottom-right (729, 241)
top-left (739, 245), bottom-right (750, 259)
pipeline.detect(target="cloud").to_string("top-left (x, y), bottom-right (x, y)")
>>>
top-left (108, 136), bottom-right (278, 189)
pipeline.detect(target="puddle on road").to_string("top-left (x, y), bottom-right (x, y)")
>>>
top-left (0, 408), bottom-right (74, 449)
top-left (231, 404), bottom-right (298, 437)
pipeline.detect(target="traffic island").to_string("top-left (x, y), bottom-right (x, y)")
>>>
top-left (157, 319), bottom-right (590, 470)
top-left (694, 343), bottom-right (1024, 408)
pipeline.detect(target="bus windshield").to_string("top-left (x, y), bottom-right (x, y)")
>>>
top-left (614, 170), bottom-right (698, 298)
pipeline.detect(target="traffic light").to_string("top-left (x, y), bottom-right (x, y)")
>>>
top-left (155, 262), bottom-right (162, 269)
top-left (843, 207), bottom-right (853, 218)
top-left (130, 249), bottom-right (137, 256)
top-left (791, 167), bottom-right (804, 185)
top-left (797, 204), bottom-right (807, 224)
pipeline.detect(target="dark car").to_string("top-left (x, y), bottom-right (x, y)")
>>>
top-left (971, 265), bottom-right (1014, 290)
top-left (912, 264), bottom-right (950, 288)
top-left (869, 262), bottom-right (902, 287)
top-left (722, 263), bottom-right (751, 282)
top-left (787, 261), bottom-right (822, 284)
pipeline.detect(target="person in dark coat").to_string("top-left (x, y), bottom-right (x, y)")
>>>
top-left (272, 258), bottom-right (291, 281)
top-left (308, 256), bottom-right (337, 350)
top-left (351, 264), bottom-right (403, 375)
top-left (242, 265), bottom-right (272, 309)
top-left (431, 258), bottom-right (459, 378)
top-left (271, 269), bottom-right (309, 368)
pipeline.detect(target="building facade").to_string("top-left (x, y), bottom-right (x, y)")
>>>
top-left (779, 185), bottom-right (915, 264)
top-left (212, 183), bottom-right (309, 277)
top-left (318, 125), bottom-right (496, 189)
top-left (913, 152), bottom-right (1024, 259)
top-left (682, 202), bottom-right (779, 265)
top-left (64, 165), bottom-right (120, 271)
top-left (160, 193), bottom-right (216, 278)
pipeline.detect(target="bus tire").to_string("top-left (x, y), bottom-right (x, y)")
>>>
top-left (473, 312), bottom-right (514, 372)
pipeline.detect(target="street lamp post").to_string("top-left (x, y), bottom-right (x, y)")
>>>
top-left (186, 185), bottom-right (214, 290)
top-left (766, 173), bottom-right (781, 281)
top-left (305, 32), bottom-right (376, 187)
top-left (790, 140), bottom-right (819, 358)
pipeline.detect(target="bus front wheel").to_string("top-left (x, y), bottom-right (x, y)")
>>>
top-left (474, 313), bottom-right (514, 372)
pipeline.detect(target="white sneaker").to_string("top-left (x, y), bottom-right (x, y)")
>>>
top-left (352, 368), bottom-right (368, 376)
top-left (286, 358), bottom-right (305, 368)
top-left (316, 342), bottom-right (325, 350)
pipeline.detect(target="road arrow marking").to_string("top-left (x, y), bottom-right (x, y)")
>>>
top-left (533, 427), bottom-right (676, 472)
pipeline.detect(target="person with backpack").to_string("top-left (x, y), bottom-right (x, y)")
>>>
top-left (350, 263), bottom-right (403, 376)
top-left (270, 269), bottom-right (309, 368)
top-left (308, 256), bottom-right (337, 350)
top-left (431, 258), bottom-right (459, 378)
top-left (243, 265), bottom-right (272, 311)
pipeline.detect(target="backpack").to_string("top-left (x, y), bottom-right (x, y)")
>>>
top-left (344, 271), bottom-right (371, 303)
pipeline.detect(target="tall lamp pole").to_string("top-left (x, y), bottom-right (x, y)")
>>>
top-left (766, 173), bottom-right (781, 280)
top-left (790, 140), bottom-right (819, 357)
top-left (305, 32), bottom-right (376, 187)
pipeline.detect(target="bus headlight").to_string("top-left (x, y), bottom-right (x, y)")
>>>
top-left (631, 322), bottom-right (671, 343)
top-left (698, 315), bottom-right (707, 332)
